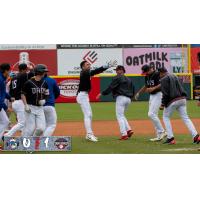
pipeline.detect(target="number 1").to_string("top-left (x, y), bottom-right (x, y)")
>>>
top-left (44, 137), bottom-right (49, 148)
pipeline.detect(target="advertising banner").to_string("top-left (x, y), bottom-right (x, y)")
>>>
top-left (0, 50), bottom-right (57, 75)
top-left (191, 47), bottom-right (200, 74)
top-left (57, 48), bottom-right (123, 75)
top-left (54, 77), bottom-right (100, 103)
top-left (123, 47), bottom-right (188, 74)
top-left (0, 44), bottom-right (56, 50)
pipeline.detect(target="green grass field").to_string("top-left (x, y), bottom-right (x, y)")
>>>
top-left (54, 100), bottom-right (200, 154)
top-left (1, 100), bottom-right (200, 154)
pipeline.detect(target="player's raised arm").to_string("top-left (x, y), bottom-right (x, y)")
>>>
top-left (90, 60), bottom-right (117, 76)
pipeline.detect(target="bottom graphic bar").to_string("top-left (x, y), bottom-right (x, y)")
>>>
top-left (3, 136), bottom-right (72, 152)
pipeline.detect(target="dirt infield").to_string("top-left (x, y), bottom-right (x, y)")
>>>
top-left (54, 119), bottom-right (200, 136)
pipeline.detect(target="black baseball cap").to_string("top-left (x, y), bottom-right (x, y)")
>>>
top-left (141, 65), bottom-right (151, 73)
top-left (114, 65), bottom-right (126, 73)
top-left (157, 67), bottom-right (168, 73)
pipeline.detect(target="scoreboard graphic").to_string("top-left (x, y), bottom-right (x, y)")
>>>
top-left (3, 136), bottom-right (71, 152)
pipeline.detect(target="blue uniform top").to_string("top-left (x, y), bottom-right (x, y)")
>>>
top-left (44, 76), bottom-right (60, 107)
top-left (0, 72), bottom-right (11, 111)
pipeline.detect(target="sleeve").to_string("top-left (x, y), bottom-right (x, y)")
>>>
top-left (0, 103), bottom-right (8, 111)
top-left (102, 77), bottom-right (121, 96)
top-left (161, 77), bottom-right (170, 106)
top-left (53, 79), bottom-right (60, 99)
top-left (90, 66), bottom-right (108, 76)
top-left (44, 82), bottom-right (50, 99)
top-left (21, 81), bottom-right (29, 95)
top-left (5, 92), bottom-right (11, 100)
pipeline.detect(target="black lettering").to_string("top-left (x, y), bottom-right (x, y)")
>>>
top-left (162, 52), bottom-right (168, 62)
top-left (139, 55), bottom-right (145, 65)
top-left (156, 61), bottom-right (161, 69)
top-left (133, 57), bottom-right (139, 66)
top-left (156, 52), bottom-right (161, 61)
top-left (153, 52), bottom-right (156, 60)
top-left (145, 53), bottom-right (152, 63)
top-left (149, 62), bottom-right (155, 68)
top-left (126, 56), bottom-right (132, 66)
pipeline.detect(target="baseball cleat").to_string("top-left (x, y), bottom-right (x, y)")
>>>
top-left (159, 131), bottom-right (168, 140)
top-left (119, 135), bottom-right (129, 140)
top-left (193, 134), bottom-right (200, 144)
top-left (127, 130), bottom-right (134, 138)
top-left (85, 134), bottom-right (98, 142)
top-left (150, 137), bottom-right (162, 142)
top-left (163, 137), bottom-right (176, 145)
top-left (150, 131), bottom-right (167, 142)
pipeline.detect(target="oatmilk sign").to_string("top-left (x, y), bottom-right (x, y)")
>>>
top-left (59, 79), bottom-right (80, 98)
top-left (123, 47), bottom-right (188, 74)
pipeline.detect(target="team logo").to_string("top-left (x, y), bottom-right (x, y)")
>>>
top-left (54, 138), bottom-right (69, 150)
top-left (6, 138), bottom-right (19, 150)
top-left (83, 51), bottom-right (98, 64)
top-left (59, 79), bottom-right (80, 98)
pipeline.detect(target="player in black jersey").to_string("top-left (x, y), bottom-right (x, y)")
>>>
top-left (5, 64), bottom-right (35, 137)
top-left (135, 65), bottom-right (167, 142)
top-left (21, 64), bottom-right (49, 137)
top-left (76, 60), bottom-right (117, 142)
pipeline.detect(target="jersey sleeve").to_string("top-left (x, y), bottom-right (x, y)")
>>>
top-left (90, 66), bottom-right (107, 76)
top-left (44, 82), bottom-right (50, 97)
top-left (102, 76), bottom-right (121, 95)
top-left (161, 77), bottom-right (170, 107)
top-left (53, 79), bottom-right (60, 99)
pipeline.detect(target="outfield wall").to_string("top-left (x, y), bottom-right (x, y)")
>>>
top-left (52, 74), bottom-right (192, 103)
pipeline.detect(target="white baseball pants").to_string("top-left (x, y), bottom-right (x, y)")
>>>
top-left (23, 105), bottom-right (46, 137)
top-left (5, 100), bottom-right (25, 137)
top-left (0, 108), bottom-right (10, 140)
top-left (163, 99), bottom-right (198, 139)
top-left (76, 92), bottom-right (93, 134)
top-left (116, 96), bottom-right (131, 136)
top-left (43, 106), bottom-right (57, 136)
top-left (148, 92), bottom-right (165, 136)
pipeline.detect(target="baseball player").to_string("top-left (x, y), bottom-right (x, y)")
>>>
top-left (21, 64), bottom-right (49, 137)
top-left (159, 67), bottom-right (200, 144)
top-left (96, 65), bottom-right (134, 140)
top-left (4, 64), bottom-right (34, 137)
top-left (43, 72), bottom-right (60, 136)
top-left (0, 63), bottom-right (12, 144)
top-left (135, 65), bottom-right (167, 142)
top-left (4, 71), bottom-right (16, 132)
top-left (77, 60), bottom-right (116, 142)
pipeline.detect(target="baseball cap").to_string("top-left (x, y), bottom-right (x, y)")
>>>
top-left (141, 65), bottom-right (151, 74)
top-left (114, 65), bottom-right (126, 73)
top-left (157, 67), bottom-right (168, 73)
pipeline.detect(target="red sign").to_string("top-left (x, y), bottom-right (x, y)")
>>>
top-left (55, 77), bottom-right (100, 103)
top-left (0, 50), bottom-right (57, 75)
top-left (191, 47), bottom-right (200, 74)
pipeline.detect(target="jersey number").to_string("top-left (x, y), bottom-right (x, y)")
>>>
top-left (12, 80), bottom-right (17, 89)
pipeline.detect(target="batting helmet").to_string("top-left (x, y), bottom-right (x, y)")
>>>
top-left (34, 64), bottom-right (49, 74)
